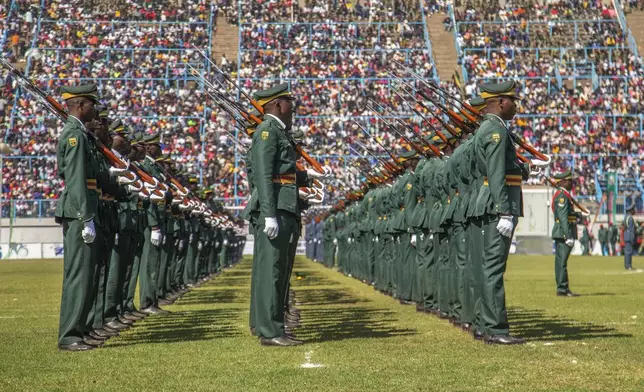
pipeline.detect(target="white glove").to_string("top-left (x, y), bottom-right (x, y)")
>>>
top-left (410, 234), bottom-right (417, 247)
top-left (178, 240), bottom-right (185, 252)
top-left (109, 167), bottom-right (129, 177)
top-left (223, 239), bottom-right (229, 246)
top-left (127, 183), bottom-right (143, 193)
top-left (375, 236), bottom-right (379, 243)
top-left (179, 202), bottom-right (190, 211)
top-left (149, 192), bottom-right (164, 203)
top-left (299, 188), bottom-right (312, 199)
top-left (151, 229), bottom-right (162, 247)
top-left (198, 241), bottom-right (203, 251)
top-left (565, 238), bottom-right (575, 247)
top-left (530, 156), bottom-right (551, 167)
top-left (117, 175), bottom-right (137, 185)
top-left (189, 234), bottom-right (195, 243)
top-left (496, 215), bottom-right (514, 238)
top-left (333, 238), bottom-right (338, 245)
top-left (264, 217), bottom-right (279, 240)
top-left (163, 235), bottom-right (167, 245)
top-left (429, 234), bottom-right (434, 240)
top-left (308, 188), bottom-right (325, 204)
top-left (307, 167), bottom-right (332, 179)
top-left (138, 191), bottom-right (149, 200)
top-left (82, 220), bottom-right (96, 244)
top-left (114, 233), bottom-right (119, 246)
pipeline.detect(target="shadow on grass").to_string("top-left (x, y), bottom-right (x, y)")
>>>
top-left (106, 308), bottom-right (244, 347)
top-left (508, 307), bottom-right (632, 341)
top-left (298, 307), bottom-right (417, 342)
top-left (296, 288), bottom-right (370, 305)
top-left (581, 292), bottom-right (617, 297)
top-left (175, 288), bottom-right (250, 305)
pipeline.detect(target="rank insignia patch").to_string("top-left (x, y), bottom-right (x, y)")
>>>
top-left (492, 133), bottom-right (500, 143)
top-left (261, 131), bottom-right (269, 140)
top-left (68, 137), bottom-right (77, 147)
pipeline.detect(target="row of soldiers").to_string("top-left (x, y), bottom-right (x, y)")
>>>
top-left (306, 81), bottom-right (584, 345)
top-left (55, 84), bottom-right (245, 352)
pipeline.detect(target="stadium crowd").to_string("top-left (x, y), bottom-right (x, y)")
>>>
top-left (1, 0), bottom-right (643, 213)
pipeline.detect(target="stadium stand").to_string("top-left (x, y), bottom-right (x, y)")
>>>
top-left (0, 0), bottom-right (642, 217)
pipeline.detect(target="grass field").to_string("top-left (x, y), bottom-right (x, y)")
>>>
top-left (0, 255), bottom-right (643, 391)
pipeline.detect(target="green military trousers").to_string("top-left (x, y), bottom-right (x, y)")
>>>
top-left (383, 234), bottom-right (395, 294)
top-left (157, 234), bottom-right (175, 300)
top-left (174, 237), bottom-right (188, 288)
top-left (140, 227), bottom-right (161, 310)
top-left (249, 224), bottom-right (261, 334)
top-left (460, 221), bottom-right (475, 325)
top-left (365, 232), bottom-right (375, 283)
top-left (58, 219), bottom-right (97, 346)
top-left (105, 229), bottom-right (135, 323)
top-left (451, 223), bottom-right (467, 322)
top-left (251, 211), bottom-right (298, 339)
top-left (123, 230), bottom-right (143, 313)
top-left (419, 231), bottom-right (436, 310)
top-left (184, 237), bottom-right (199, 284)
top-left (436, 230), bottom-right (450, 314)
top-left (479, 214), bottom-right (517, 336)
top-left (397, 232), bottom-right (415, 301)
top-left (374, 235), bottom-right (385, 291)
top-left (90, 222), bottom-right (114, 330)
top-left (469, 217), bottom-right (484, 332)
top-left (554, 239), bottom-right (572, 294)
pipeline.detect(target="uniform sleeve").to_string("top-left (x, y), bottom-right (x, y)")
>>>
top-left (555, 194), bottom-right (571, 239)
top-left (251, 124), bottom-right (277, 218)
top-left (62, 131), bottom-right (95, 221)
top-left (484, 127), bottom-right (511, 215)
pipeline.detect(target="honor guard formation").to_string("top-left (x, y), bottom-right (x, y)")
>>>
top-left (53, 84), bottom-right (245, 352)
top-left (0, 0), bottom-right (641, 356)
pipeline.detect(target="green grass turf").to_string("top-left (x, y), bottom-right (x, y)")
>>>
top-left (0, 255), bottom-right (643, 391)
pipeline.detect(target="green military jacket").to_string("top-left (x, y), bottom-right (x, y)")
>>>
top-left (473, 114), bottom-right (523, 217)
top-left (247, 115), bottom-right (299, 219)
top-left (141, 157), bottom-right (165, 229)
top-left (551, 188), bottom-right (577, 240)
top-left (428, 160), bottom-right (447, 232)
top-left (420, 158), bottom-right (438, 231)
top-left (55, 116), bottom-right (99, 222)
top-left (410, 159), bottom-right (428, 230)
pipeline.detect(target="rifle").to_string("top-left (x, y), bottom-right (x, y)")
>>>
top-left (0, 58), bottom-right (167, 196)
top-left (190, 47), bottom-right (325, 174)
top-left (351, 121), bottom-right (405, 171)
top-left (544, 176), bottom-right (591, 217)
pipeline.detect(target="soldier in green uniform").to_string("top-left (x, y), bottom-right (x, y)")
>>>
top-left (246, 84), bottom-right (314, 346)
top-left (473, 81), bottom-right (525, 344)
top-left (55, 84), bottom-right (101, 351)
top-left (103, 122), bottom-right (146, 336)
top-left (550, 170), bottom-right (580, 297)
top-left (390, 150), bottom-right (420, 304)
top-left (138, 132), bottom-right (169, 315)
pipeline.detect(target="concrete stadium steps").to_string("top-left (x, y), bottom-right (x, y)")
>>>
top-left (626, 10), bottom-right (644, 55)
top-left (211, 16), bottom-right (239, 67)
top-left (426, 14), bottom-right (459, 81)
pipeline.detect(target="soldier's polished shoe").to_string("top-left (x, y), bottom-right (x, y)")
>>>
top-left (94, 328), bottom-right (119, 338)
top-left (484, 334), bottom-right (525, 345)
top-left (117, 317), bottom-right (134, 325)
top-left (438, 311), bottom-right (450, 319)
top-left (557, 290), bottom-right (580, 297)
top-left (122, 313), bottom-right (143, 322)
top-left (158, 298), bottom-right (174, 306)
top-left (399, 299), bottom-right (414, 305)
top-left (105, 320), bottom-right (130, 330)
top-left (58, 342), bottom-right (95, 352)
top-left (139, 307), bottom-right (166, 316)
top-left (461, 323), bottom-right (472, 332)
top-left (132, 310), bottom-right (148, 318)
top-left (473, 330), bottom-right (484, 340)
top-left (250, 327), bottom-right (256, 336)
top-left (83, 336), bottom-right (105, 347)
top-left (88, 331), bottom-right (109, 341)
top-left (259, 336), bottom-right (304, 347)
top-left (416, 304), bottom-right (425, 312)
top-left (452, 320), bottom-right (463, 327)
